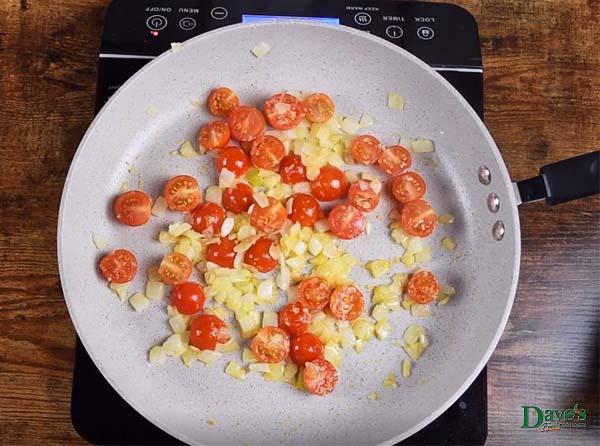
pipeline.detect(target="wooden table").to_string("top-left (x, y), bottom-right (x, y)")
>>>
top-left (0, 1), bottom-right (598, 444)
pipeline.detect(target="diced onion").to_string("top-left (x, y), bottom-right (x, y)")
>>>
top-left (292, 182), bottom-right (311, 194)
top-left (249, 363), bottom-right (271, 373)
top-left (251, 41), bottom-right (271, 58)
top-left (151, 196), bottom-right (168, 217)
top-left (439, 213), bottom-right (455, 224)
top-left (129, 292), bottom-right (149, 312)
top-left (217, 339), bottom-right (240, 353)
top-left (387, 92), bottom-right (404, 110)
top-left (171, 42), bottom-right (183, 53)
top-left (441, 237), bottom-right (457, 251)
top-left (383, 372), bottom-right (399, 388)
top-left (359, 114), bottom-right (374, 127)
top-left (323, 344), bottom-right (343, 368)
top-left (146, 105), bottom-right (159, 117)
top-left (145, 281), bottom-right (165, 300)
top-left (253, 191), bottom-right (269, 208)
top-left (148, 346), bottom-right (167, 364)
top-left (411, 139), bottom-right (435, 153)
top-left (375, 320), bottom-right (391, 340)
top-left (220, 217), bottom-right (235, 237)
top-left (242, 347), bottom-right (256, 363)
top-left (341, 117), bottom-right (360, 135)
top-left (205, 186), bottom-right (223, 204)
top-left (366, 259), bottom-right (390, 278)
top-left (179, 140), bottom-right (198, 158)
top-left (371, 304), bottom-right (389, 322)
top-left (169, 314), bottom-right (188, 333)
top-left (162, 333), bottom-right (187, 357)
top-left (91, 232), bottom-right (109, 249)
top-left (402, 359), bottom-right (412, 378)
top-left (219, 168), bottom-right (236, 188)
top-left (197, 349), bottom-right (222, 365)
top-left (411, 304), bottom-right (432, 317)
top-left (367, 391), bottom-right (379, 401)
top-left (168, 222), bottom-right (192, 237)
top-left (262, 311), bottom-right (278, 327)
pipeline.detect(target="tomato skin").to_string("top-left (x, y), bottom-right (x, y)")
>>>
top-left (222, 183), bottom-right (254, 213)
top-left (206, 237), bottom-right (237, 268)
top-left (264, 93), bottom-right (305, 130)
top-left (170, 282), bottom-right (206, 315)
top-left (244, 236), bottom-right (278, 273)
top-left (297, 276), bottom-right (332, 311)
top-left (351, 135), bottom-right (383, 165)
top-left (407, 271), bottom-right (441, 304)
top-left (99, 249), bottom-right (137, 283)
top-left (190, 314), bottom-right (230, 351)
top-left (207, 87), bottom-right (239, 117)
top-left (163, 175), bottom-right (202, 212)
top-left (278, 303), bottom-right (312, 336)
top-left (279, 154), bottom-right (307, 184)
top-left (347, 180), bottom-right (381, 212)
top-left (113, 190), bottom-right (152, 227)
top-left (158, 253), bottom-right (193, 285)
top-left (399, 199), bottom-right (438, 237)
top-left (303, 358), bottom-right (339, 396)
top-left (391, 171), bottom-right (427, 204)
top-left (310, 165), bottom-right (348, 202)
top-left (328, 203), bottom-right (366, 240)
top-left (198, 121), bottom-right (231, 151)
top-left (189, 202), bottom-right (226, 235)
top-left (250, 135), bottom-right (285, 171)
top-left (228, 106), bottom-right (266, 142)
top-left (290, 333), bottom-right (324, 365)
top-left (251, 326), bottom-right (290, 363)
top-left (303, 93), bottom-right (335, 123)
top-left (378, 145), bottom-right (412, 176)
top-left (250, 197), bottom-right (287, 234)
top-left (329, 284), bottom-right (364, 321)
top-left (289, 193), bottom-right (323, 227)
top-left (216, 146), bottom-right (250, 177)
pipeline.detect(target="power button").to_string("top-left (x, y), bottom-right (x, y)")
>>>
top-left (146, 15), bottom-right (168, 31)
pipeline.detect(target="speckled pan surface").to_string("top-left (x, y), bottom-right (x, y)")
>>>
top-left (58, 22), bottom-right (520, 446)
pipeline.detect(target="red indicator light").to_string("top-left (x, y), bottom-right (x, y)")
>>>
top-left (151, 31), bottom-right (159, 36)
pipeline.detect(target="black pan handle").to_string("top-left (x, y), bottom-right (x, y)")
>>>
top-left (516, 151), bottom-right (600, 205)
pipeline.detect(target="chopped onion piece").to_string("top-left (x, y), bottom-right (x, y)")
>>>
top-left (145, 281), bottom-right (165, 300)
top-left (169, 314), bottom-right (188, 333)
top-left (148, 346), bottom-right (167, 364)
top-left (146, 105), bottom-right (159, 117)
top-left (286, 286), bottom-right (298, 303)
top-left (387, 92), bottom-right (404, 110)
top-left (262, 311), bottom-right (278, 327)
top-left (253, 191), bottom-right (269, 208)
top-left (249, 363), bottom-right (271, 373)
top-left (402, 359), bottom-right (412, 378)
top-left (197, 349), bottom-right (222, 365)
top-left (403, 325), bottom-right (425, 345)
top-left (292, 182), bottom-right (311, 194)
top-left (151, 196), bottom-right (168, 217)
top-left (190, 99), bottom-right (202, 109)
top-left (171, 42), bottom-right (183, 53)
top-left (217, 339), bottom-right (240, 353)
top-left (367, 391), bottom-right (379, 401)
top-left (371, 304), bottom-right (389, 322)
top-left (383, 372), bottom-right (399, 388)
top-left (439, 213), bottom-right (455, 224)
top-left (411, 304), bottom-right (432, 318)
top-left (91, 232), bottom-right (109, 249)
top-left (181, 346), bottom-right (199, 367)
top-left (323, 344), bottom-right (343, 368)
top-left (237, 311), bottom-right (261, 338)
top-left (120, 181), bottom-right (129, 193)
top-left (276, 264), bottom-right (291, 290)
top-left (129, 292), bottom-right (149, 312)
top-left (219, 168), bottom-right (236, 188)
top-left (412, 139), bottom-right (435, 153)
top-left (162, 333), bottom-right (187, 357)
top-left (359, 113), bottom-right (374, 127)
top-left (168, 222), bottom-right (192, 237)
top-left (441, 237), bottom-right (457, 251)
top-left (205, 186), bottom-right (223, 204)
top-left (340, 116), bottom-right (360, 135)
top-left (179, 140), bottom-right (198, 158)
top-left (220, 217), bottom-right (235, 237)
top-left (251, 41), bottom-right (272, 58)
top-left (375, 320), bottom-right (391, 340)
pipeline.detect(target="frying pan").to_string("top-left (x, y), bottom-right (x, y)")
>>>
top-left (57, 22), bottom-right (599, 445)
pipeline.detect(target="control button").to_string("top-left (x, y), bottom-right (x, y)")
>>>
top-left (354, 12), bottom-right (372, 26)
top-left (385, 25), bottom-right (403, 39)
top-left (179, 17), bottom-right (197, 30)
top-left (146, 15), bottom-right (168, 31)
top-left (417, 26), bottom-right (435, 40)
top-left (210, 6), bottom-right (228, 20)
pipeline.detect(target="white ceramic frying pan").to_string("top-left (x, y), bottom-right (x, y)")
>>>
top-left (58, 22), bottom-right (599, 445)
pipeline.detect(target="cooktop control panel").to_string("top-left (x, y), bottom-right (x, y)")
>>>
top-left (101, 0), bottom-right (482, 69)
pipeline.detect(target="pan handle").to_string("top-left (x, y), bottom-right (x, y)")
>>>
top-left (515, 151), bottom-right (600, 205)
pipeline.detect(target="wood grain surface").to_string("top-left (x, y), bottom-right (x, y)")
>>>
top-left (0, 0), bottom-right (598, 445)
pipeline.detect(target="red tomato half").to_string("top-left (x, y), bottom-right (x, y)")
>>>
top-left (170, 282), bottom-right (206, 315)
top-left (158, 253), bottom-right (192, 285)
top-left (250, 197), bottom-right (287, 234)
top-left (190, 314), bottom-right (230, 351)
top-left (351, 135), bottom-right (383, 165)
top-left (278, 303), bottom-right (312, 336)
top-left (310, 165), bottom-right (348, 202)
top-left (298, 276), bottom-right (332, 311)
top-left (290, 333), bottom-right (324, 365)
top-left (163, 175), bottom-right (202, 212)
top-left (189, 202), bottom-right (226, 235)
top-left (99, 249), bottom-right (137, 284)
top-left (391, 171), bottom-right (427, 203)
top-left (250, 135), bottom-right (285, 171)
top-left (347, 179), bottom-right (381, 213)
top-left (399, 199), bottom-right (438, 237)
top-left (222, 183), bottom-right (254, 213)
top-left (329, 284), bottom-right (364, 321)
top-left (228, 106), bottom-right (266, 142)
top-left (207, 87), bottom-right (240, 117)
top-left (251, 326), bottom-right (290, 363)
top-left (407, 270), bottom-right (441, 304)
top-left (303, 93), bottom-right (335, 123)
top-left (279, 154), bottom-right (307, 184)
top-left (244, 236), bottom-right (278, 273)
top-left (328, 203), bottom-right (366, 240)
top-left (113, 190), bottom-right (152, 226)
top-left (289, 193), bottom-right (323, 227)
top-left (303, 358), bottom-right (339, 396)
top-left (216, 146), bottom-right (250, 177)
top-left (198, 121), bottom-right (230, 151)
top-left (378, 145), bottom-right (412, 175)
top-left (264, 93), bottom-right (304, 130)
top-left (206, 237), bottom-right (237, 268)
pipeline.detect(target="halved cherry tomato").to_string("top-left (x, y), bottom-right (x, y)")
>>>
top-left (158, 252), bottom-right (192, 285)
top-left (189, 202), bottom-right (226, 235)
top-left (264, 93), bottom-right (304, 130)
top-left (399, 199), bottom-right (438, 237)
top-left (170, 282), bottom-right (206, 315)
top-left (113, 190), bottom-right (152, 226)
top-left (329, 284), bottom-right (364, 321)
top-left (310, 165), bottom-right (348, 201)
top-left (303, 358), bottom-right (339, 396)
top-left (99, 249), bottom-right (137, 283)
top-left (347, 179), bottom-right (381, 212)
top-left (222, 183), bottom-right (254, 213)
top-left (206, 237), bottom-right (237, 268)
top-left (207, 87), bottom-right (240, 117)
top-left (251, 326), bottom-right (290, 363)
top-left (216, 146), bottom-right (250, 177)
top-left (190, 314), bottom-right (230, 351)
top-left (250, 197), bottom-right (287, 234)
top-left (378, 145), bottom-right (412, 175)
top-left (278, 303), bottom-right (312, 336)
top-left (163, 175), bottom-right (202, 212)
top-left (391, 171), bottom-right (427, 203)
top-left (407, 270), bottom-right (441, 304)
top-left (198, 121), bottom-right (230, 151)
top-left (328, 203), bottom-right (366, 240)
top-left (250, 135), bottom-right (285, 170)
top-left (290, 333), bottom-right (324, 365)
top-left (297, 276), bottom-right (331, 311)
top-left (351, 135), bottom-right (382, 165)
top-left (279, 154), bottom-right (307, 184)
top-left (303, 93), bottom-right (335, 123)
top-left (228, 106), bottom-right (265, 142)
top-left (289, 193), bottom-right (323, 227)
top-left (244, 236), bottom-right (278, 273)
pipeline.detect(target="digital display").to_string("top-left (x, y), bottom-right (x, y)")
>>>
top-left (242, 15), bottom-right (340, 25)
